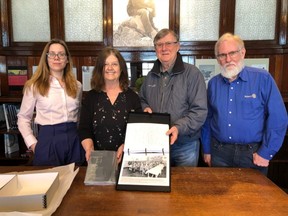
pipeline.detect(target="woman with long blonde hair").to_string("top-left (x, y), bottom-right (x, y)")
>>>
top-left (17, 39), bottom-right (85, 166)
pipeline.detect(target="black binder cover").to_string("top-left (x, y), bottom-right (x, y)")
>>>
top-left (116, 112), bottom-right (171, 192)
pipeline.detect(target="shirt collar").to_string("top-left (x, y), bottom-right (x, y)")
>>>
top-left (151, 52), bottom-right (185, 75)
top-left (238, 66), bottom-right (248, 82)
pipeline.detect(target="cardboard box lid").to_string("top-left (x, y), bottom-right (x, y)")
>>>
top-left (0, 172), bottom-right (59, 211)
top-left (0, 175), bottom-right (14, 190)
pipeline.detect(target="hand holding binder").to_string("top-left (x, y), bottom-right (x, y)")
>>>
top-left (166, 125), bottom-right (179, 145)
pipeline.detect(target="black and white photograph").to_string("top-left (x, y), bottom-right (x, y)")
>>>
top-left (121, 154), bottom-right (168, 178)
top-left (117, 153), bottom-right (170, 188)
top-left (113, 0), bottom-right (169, 47)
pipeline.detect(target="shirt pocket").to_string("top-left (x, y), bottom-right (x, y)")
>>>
top-left (241, 98), bottom-right (263, 120)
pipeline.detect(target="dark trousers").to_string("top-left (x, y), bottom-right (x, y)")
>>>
top-left (33, 122), bottom-right (85, 166)
top-left (211, 138), bottom-right (268, 175)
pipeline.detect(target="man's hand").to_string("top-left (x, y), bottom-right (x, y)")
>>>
top-left (203, 154), bottom-right (211, 167)
top-left (166, 126), bottom-right (178, 145)
top-left (144, 107), bottom-right (152, 113)
top-left (253, 153), bottom-right (269, 167)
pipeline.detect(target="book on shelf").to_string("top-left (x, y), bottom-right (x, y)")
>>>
top-left (2, 104), bottom-right (19, 130)
top-left (7, 66), bottom-right (28, 94)
top-left (4, 134), bottom-right (19, 157)
top-left (116, 112), bottom-right (171, 192)
top-left (7, 66), bottom-right (28, 86)
top-left (84, 150), bottom-right (118, 185)
top-left (0, 105), bottom-right (6, 129)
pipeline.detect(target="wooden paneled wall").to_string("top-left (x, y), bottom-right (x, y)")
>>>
top-left (1, 0), bottom-right (287, 100)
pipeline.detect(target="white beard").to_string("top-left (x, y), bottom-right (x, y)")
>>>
top-left (220, 61), bottom-right (244, 80)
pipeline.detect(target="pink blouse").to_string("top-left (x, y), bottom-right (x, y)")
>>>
top-left (17, 76), bottom-right (82, 149)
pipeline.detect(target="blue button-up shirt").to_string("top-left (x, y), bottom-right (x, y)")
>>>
top-left (201, 66), bottom-right (288, 160)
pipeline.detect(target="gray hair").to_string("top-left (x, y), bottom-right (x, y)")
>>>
top-left (215, 33), bottom-right (245, 56)
top-left (153, 28), bottom-right (179, 45)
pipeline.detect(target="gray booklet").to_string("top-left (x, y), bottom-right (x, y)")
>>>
top-left (84, 150), bottom-right (117, 185)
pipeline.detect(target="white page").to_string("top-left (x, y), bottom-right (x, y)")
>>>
top-left (124, 123), bottom-right (169, 153)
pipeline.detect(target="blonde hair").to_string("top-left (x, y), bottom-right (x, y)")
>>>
top-left (24, 38), bottom-right (78, 98)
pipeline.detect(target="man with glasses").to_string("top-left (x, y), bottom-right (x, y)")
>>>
top-left (201, 33), bottom-right (288, 175)
top-left (139, 28), bottom-right (208, 167)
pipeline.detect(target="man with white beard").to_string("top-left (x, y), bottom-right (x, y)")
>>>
top-left (201, 33), bottom-right (288, 175)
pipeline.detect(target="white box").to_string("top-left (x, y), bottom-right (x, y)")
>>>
top-left (0, 172), bottom-right (59, 211)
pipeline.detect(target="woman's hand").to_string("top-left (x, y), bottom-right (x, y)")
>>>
top-left (81, 138), bottom-right (94, 162)
top-left (117, 144), bottom-right (124, 164)
top-left (29, 143), bottom-right (37, 153)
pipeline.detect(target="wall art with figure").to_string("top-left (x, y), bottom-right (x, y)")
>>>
top-left (113, 0), bottom-right (169, 47)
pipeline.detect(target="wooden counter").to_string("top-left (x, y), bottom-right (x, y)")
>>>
top-left (0, 166), bottom-right (287, 216)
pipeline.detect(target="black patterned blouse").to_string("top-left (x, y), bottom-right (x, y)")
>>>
top-left (78, 88), bottom-right (142, 151)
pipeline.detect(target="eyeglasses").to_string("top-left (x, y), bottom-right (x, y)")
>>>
top-left (105, 63), bottom-right (119, 68)
top-left (46, 52), bottom-right (67, 59)
top-left (154, 41), bottom-right (178, 49)
top-left (216, 49), bottom-right (242, 60)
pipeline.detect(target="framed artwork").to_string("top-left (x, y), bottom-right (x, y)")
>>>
top-left (244, 58), bottom-right (269, 70)
top-left (113, 0), bottom-right (169, 47)
top-left (195, 58), bottom-right (270, 87)
top-left (195, 59), bottom-right (221, 87)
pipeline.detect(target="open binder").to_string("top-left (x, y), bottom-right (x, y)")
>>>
top-left (116, 112), bottom-right (171, 192)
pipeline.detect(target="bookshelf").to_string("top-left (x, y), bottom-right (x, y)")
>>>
top-left (0, 97), bottom-right (31, 165)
